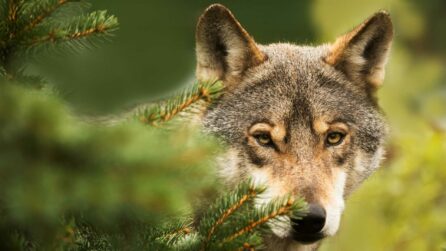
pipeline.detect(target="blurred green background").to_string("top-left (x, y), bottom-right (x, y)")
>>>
top-left (30, 0), bottom-right (446, 250)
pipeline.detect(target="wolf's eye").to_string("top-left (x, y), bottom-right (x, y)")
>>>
top-left (254, 133), bottom-right (273, 146)
top-left (326, 132), bottom-right (345, 146)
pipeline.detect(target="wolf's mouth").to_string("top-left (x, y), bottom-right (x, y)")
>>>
top-left (292, 232), bottom-right (325, 244)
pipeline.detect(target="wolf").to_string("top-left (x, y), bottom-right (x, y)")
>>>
top-left (195, 4), bottom-right (393, 251)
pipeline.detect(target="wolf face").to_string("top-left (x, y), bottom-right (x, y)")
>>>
top-left (197, 4), bottom-right (393, 250)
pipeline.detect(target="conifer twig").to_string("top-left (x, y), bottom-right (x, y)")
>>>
top-left (138, 80), bottom-right (224, 126)
top-left (22, 0), bottom-right (72, 32)
top-left (153, 219), bottom-right (196, 248)
top-left (7, 0), bottom-right (20, 24)
top-left (223, 197), bottom-right (297, 244)
top-left (27, 10), bottom-right (118, 47)
top-left (0, 1), bottom-right (118, 82)
top-left (202, 188), bottom-right (258, 250)
top-left (164, 226), bottom-right (192, 239)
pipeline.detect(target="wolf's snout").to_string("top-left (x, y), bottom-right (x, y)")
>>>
top-left (291, 203), bottom-right (326, 243)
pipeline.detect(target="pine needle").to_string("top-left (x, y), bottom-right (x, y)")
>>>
top-left (0, 0), bottom-right (118, 82)
top-left (223, 197), bottom-right (296, 243)
top-left (193, 180), bottom-right (307, 251)
top-left (136, 80), bottom-right (224, 126)
top-left (200, 181), bottom-right (262, 250)
top-left (26, 10), bottom-right (118, 49)
top-left (21, 0), bottom-right (74, 32)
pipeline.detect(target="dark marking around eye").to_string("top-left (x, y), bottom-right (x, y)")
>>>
top-left (336, 155), bottom-right (347, 166)
top-left (284, 133), bottom-right (289, 144)
top-left (335, 149), bottom-right (354, 167)
top-left (245, 145), bottom-right (265, 166)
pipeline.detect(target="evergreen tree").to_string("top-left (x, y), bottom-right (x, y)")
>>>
top-left (0, 1), bottom-right (308, 250)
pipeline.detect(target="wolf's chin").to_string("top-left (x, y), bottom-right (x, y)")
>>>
top-left (264, 234), bottom-right (322, 251)
top-left (292, 232), bottom-right (326, 244)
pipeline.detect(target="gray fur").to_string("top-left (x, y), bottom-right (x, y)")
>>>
top-left (196, 4), bottom-right (393, 251)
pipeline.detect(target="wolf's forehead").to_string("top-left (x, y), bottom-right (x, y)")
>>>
top-left (259, 43), bottom-right (330, 72)
top-left (247, 43), bottom-right (338, 93)
top-left (233, 82), bottom-right (350, 128)
top-left (238, 44), bottom-right (356, 119)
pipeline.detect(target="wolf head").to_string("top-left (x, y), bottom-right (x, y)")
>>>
top-left (197, 4), bottom-right (393, 249)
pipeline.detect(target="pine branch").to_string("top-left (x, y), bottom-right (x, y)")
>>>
top-left (205, 190), bottom-right (255, 242)
top-left (21, 0), bottom-right (79, 32)
top-left (148, 182), bottom-right (262, 251)
top-left (156, 180), bottom-right (307, 251)
top-left (154, 219), bottom-right (194, 247)
top-left (0, 0), bottom-right (24, 69)
top-left (72, 221), bottom-right (113, 251)
top-left (7, 0), bottom-right (21, 25)
top-left (223, 197), bottom-right (298, 243)
top-left (204, 194), bottom-right (307, 251)
top-left (2, 0), bottom-right (28, 43)
top-left (199, 181), bottom-right (264, 250)
top-left (26, 10), bottom-right (118, 50)
top-left (136, 80), bottom-right (224, 126)
top-left (0, 1), bottom-right (118, 83)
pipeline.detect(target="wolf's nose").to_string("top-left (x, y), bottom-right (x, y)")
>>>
top-left (291, 203), bottom-right (326, 235)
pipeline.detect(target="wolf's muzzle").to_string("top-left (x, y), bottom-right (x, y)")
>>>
top-left (291, 203), bottom-right (326, 243)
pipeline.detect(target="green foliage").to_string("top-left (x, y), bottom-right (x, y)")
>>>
top-left (24, 10), bottom-right (118, 52)
top-left (0, 0), bottom-right (118, 82)
top-left (0, 82), bottom-right (220, 249)
top-left (135, 80), bottom-right (225, 126)
top-left (145, 181), bottom-right (307, 251)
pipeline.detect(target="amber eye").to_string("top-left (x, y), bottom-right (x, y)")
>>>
top-left (254, 133), bottom-right (272, 146)
top-left (326, 132), bottom-right (345, 146)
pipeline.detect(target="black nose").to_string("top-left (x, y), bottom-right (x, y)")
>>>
top-left (291, 203), bottom-right (326, 236)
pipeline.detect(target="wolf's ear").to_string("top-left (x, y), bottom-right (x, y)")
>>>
top-left (325, 11), bottom-right (393, 89)
top-left (195, 4), bottom-right (266, 85)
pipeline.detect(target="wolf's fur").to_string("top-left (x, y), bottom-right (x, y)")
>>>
top-left (195, 4), bottom-right (393, 250)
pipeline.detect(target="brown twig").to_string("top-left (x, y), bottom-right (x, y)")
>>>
top-left (163, 226), bottom-right (192, 239)
top-left (201, 188), bottom-right (258, 251)
top-left (68, 25), bottom-right (107, 39)
top-left (28, 25), bottom-right (109, 47)
top-left (7, 0), bottom-right (19, 23)
top-left (142, 85), bottom-right (213, 126)
top-left (23, 0), bottom-right (69, 32)
top-left (6, 0), bottom-right (20, 40)
top-left (223, 197), bottom-right (295, 243)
